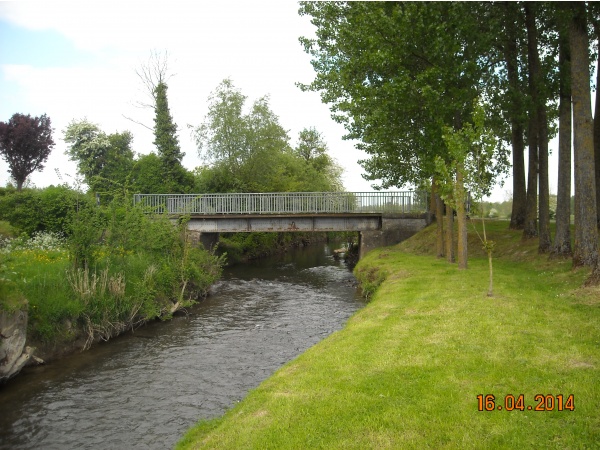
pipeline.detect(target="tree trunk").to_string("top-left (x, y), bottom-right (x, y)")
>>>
top-left (445, 202), bottom-right (455, 264)
top-left (456, 162), bottom-right (468, 269)
top-left (594, 21), bottom-right (600, 228)
top-left (570, 2), bottom-right (598, 268)
top-left (505, 1), bottom-right (527, 230)
top-left (553, 27), bottom-right (573, 257)
top-left (534, 2), bottom-right (551, 253)
top-left (538, 102), bottom-right (552, 253)
top-left (433, 181), bottom-right (445, 258)
top-left (509, 119), bottom-right (527, 230)
top-left (523, 3), bottom-right (539, 240)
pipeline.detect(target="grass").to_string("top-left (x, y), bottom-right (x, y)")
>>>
top-left (176, 220), bottom-right (600, 449)
top-left (2, 236), bottom-right (223, 348)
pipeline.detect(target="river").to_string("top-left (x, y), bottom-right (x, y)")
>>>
top-left (0, 243), bottom-right (365, 449)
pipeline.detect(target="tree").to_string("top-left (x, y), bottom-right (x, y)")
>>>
top-left (552, 16), bottom-right (572, 257)
top-left (519, 3), bottom-right (553, 252)
top-left (570, 2), bottom-right (598, 268)
top-left (437, 102), bottom-right (501, 272)
top-left (592, 10), bottom-right (600, 228)
top-left (299, 2), bottom-right (506, 263)
top-left (0, 113), bottom-right (54, 191)
top-left (64, 119), bottom-right (135, 197)
top-left (499, 2), bottom-right (528, 231)
top-left (294, 127), bottom-right (343, 191)
top-left (193, 80), bottom-right (343, 194)
top-left (193, 79), bottom-right (248, 186)
top-left (193, 80), bottom-right (290, 192)
top-left (130, 51), bottom-right (189, 193)
top-left (153, 81), bottom-right (186, 191)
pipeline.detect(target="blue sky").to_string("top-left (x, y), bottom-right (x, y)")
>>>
top-left (0, 19), bottom-right (92, 67)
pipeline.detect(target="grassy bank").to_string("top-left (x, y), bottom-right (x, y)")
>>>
top-left (1, 210), bottom-right (224, 360)
top-left (177, 220), bottom-right (600, 449)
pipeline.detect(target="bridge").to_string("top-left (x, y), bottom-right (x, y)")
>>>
top-left (133, 191), bottom-right (431, 258)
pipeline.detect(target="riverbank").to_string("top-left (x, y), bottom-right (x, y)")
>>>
top-left (0, 218), bottom-right (224, 382)
top-left (0, 242), bottom-right (363, 449)
top-left (176, 220), bottom-right (600, 448)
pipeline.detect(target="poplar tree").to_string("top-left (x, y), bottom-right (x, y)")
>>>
top-left (570, 2), bottom-right (598, 268)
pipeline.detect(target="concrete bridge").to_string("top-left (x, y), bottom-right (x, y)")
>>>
top-left (134, 192), bottom-right (431, 258)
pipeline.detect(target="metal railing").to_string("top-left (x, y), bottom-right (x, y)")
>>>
top-left (133, 191), bottom-right (428, 215)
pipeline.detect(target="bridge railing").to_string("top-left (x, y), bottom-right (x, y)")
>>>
top-left (133, 191), bottom-right (428, 215)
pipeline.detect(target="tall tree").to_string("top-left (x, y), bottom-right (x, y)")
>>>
top-left (131, 51), bottom-right (189, 193)
top-left (593, 14), bottom-right (600, 228)
top-left (522, 3), bottom-right (540, 241)
top-left (570, 2), bottom-right (598, 268)
top-left (552, 18), bottom-right (573, 257)
top-left (193, 80), bottom-right (342, 193)
top-left (153, 80), bottom-right (185, 191)
top-left (500, 2), bottom-right (528, 231)
top-left (437, 102), bottom-right (499, 270)
top-left (294, 127), bottom-right (343, 191)
top-left (299, 2), bottom-right (505, 265)
top-left (0, 113), bottom-right (54, 191)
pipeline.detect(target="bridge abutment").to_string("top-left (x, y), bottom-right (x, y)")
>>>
top-left (199, 232), bottom-right (219, 251)
top-left (358, 214), bottom-right (431, 259)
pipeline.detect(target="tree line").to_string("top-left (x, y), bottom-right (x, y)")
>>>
top-left (1, 71), bottom-right (342, 205)
top-left (298, 1), bottom-right (600, 278)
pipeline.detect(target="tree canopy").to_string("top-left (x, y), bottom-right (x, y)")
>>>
top-left (63, 119), bottom-right (135, 197)
top-left (0, 113), bottom-right (55, 191)
top-left (299, 2), bottom-right (504, 191)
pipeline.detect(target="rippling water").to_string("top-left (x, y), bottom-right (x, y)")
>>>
top-left (0, 243), bottom-right (364, 449)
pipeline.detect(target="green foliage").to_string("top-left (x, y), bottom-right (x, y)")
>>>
top-left (436, 101), bottom-right (502, 208)
top-left (152, 81), bottom-right (191, 193)
top-left (129, 153), bottom-right (195, 195)
top-left (2, 196), bottom-right (223, 345)
top-left (298, 2), bottom-right (508, 190)
top-left (63, 119), bottom-right (136, 199)
top-left (0, 252), bottom-right (26, 312)
top-left (129, 153), bottom-right (166, 194)
top-left (0, 185), bottom-right (93, 238)
top-left (353, 265), bottom-right (388, 300)
top-left (0, 220), bottom-right (16, 238)
top-left (0, 189), bottom-right (41, 235)
top-left (67, 201), bottom-right (104, 269)
top-left (38, 185), bottom-right (84, 233)
top-left (192, 79), bottom-right (343, 194)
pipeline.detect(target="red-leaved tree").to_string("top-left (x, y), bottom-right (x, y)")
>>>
top-left (0, 113), bottom-right (55, 191)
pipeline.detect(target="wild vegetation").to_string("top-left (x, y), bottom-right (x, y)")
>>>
top-left (0, 188), bottom-right (223, 353)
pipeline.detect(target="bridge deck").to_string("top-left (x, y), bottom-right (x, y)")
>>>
top-left (184, 214), bottom-right (384, 233)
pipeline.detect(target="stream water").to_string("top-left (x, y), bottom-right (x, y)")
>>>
top-left (0, 243), bottom-right (364, 449)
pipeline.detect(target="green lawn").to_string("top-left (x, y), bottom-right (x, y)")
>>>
top-left (176, 221), bottom-right (600, 449)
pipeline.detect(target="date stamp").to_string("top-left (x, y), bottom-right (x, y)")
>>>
top-left (477, 394), bottom-right (574, 412)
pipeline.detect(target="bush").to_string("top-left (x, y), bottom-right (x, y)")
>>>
top-left (0, 185), bottom-right (88, 236)
top-left (2, 192), bottom-right (225, 347)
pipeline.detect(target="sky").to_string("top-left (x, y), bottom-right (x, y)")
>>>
top-left (0, 1), bottom-right (583, 202)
